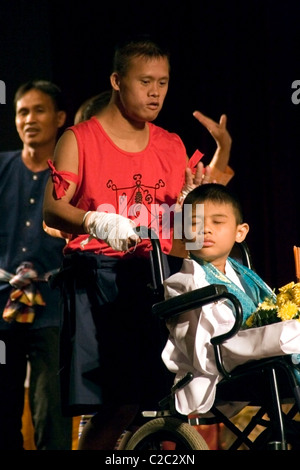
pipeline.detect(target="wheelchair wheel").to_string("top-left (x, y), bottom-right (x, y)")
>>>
top-left (115, 430), bottom-right (133, 450)
top-left (124, 417), bottom-right (209, 450)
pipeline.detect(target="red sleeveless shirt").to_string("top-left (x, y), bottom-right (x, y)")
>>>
top-left (64, 117), bottom-right (188, 257)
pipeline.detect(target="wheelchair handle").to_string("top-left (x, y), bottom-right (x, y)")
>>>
top-left (134, 226), bottom-right (166, 290)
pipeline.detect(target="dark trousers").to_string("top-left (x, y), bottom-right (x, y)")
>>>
top-left (0, 326), bottom-right (72, 450)
top-left (58, 252), bottom-right (174, 416)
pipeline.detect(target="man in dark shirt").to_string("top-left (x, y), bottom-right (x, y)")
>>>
top-left (0, 80), bottom-right (72, 450)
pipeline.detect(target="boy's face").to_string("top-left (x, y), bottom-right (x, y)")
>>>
top-left (111, 55), bottom-right (169, 123)
top-left (185, 200), bottom-right (249, 270)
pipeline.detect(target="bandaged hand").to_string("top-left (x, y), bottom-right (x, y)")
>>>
top-left (178, 163), bottom-right (213, 206)
top-left (83, 211), bottom-right (140, 251)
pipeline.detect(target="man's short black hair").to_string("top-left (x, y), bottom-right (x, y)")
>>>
top-left (14, 79), bottom-right (65, 111)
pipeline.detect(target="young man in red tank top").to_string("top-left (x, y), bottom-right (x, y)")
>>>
top-left (43, 34), bottom-right (233, 450)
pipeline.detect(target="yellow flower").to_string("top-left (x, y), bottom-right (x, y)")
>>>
top-left (260, 299), bottom-right (277, 310)
top-left (277, 291), bottom-right (293, 306)
top-left (279, 282), bottom-right (295, 293)
top-left (245, 315), bottom-right (254, 328)
top-left (245, 281), bottom-right (300, 329)
top-left (292, 284), bottom-right (300, 306)
top-left (278, 301), bottom-right (299, 321)
top-left (278, 282), bottom-right (300, 306)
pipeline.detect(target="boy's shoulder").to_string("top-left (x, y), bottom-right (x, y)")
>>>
top-left (163, 258), bottom-right (208, 297)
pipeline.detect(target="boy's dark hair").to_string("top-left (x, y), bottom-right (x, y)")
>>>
top-left (183, 183), bottom-right (244, 225)
top-left (112, 33), bottom-right (170, 76)
top-left (14, 79), bottom-right (65, 111)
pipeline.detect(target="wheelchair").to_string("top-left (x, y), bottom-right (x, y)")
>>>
top-left (120, 229), bottom-right (300, 450)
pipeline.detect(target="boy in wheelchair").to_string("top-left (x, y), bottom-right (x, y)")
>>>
top-left (160, 183), bottom-right (300, 449)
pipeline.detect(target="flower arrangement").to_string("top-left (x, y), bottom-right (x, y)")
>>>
top-left (245, 282), bottom-right (300, 328)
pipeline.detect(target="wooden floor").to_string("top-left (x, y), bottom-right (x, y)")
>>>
top-left (22, 388), bottom-right (81, 450)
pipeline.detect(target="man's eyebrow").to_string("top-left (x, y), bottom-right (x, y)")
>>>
top-left (17, 103), bottom-right (44, 112)
top-left (138, 70), bottom-right (169, 78)
top-left (16, 106), bottom-right (29, 114)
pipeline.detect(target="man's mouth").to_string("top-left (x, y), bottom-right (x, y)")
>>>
top-left (25, 127), bottom-right (39, 136)
top-left (147, 102), bottom-right (159, 110)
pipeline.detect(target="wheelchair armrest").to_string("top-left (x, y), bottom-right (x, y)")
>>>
top-left (152, 284), bottom-right (244, 379)
top-left (152, 283), bottom-right (243, 342)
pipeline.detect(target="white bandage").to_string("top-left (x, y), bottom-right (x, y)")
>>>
top-left (83, 211), bottom-right (139, 252)
top-left (178, 184), bottom-right (194, 205)
top-left (181, 184), bottom-right (194, 199)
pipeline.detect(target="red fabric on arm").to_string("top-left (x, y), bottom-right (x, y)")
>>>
top-left (47, 159), bottom-right (79, 199)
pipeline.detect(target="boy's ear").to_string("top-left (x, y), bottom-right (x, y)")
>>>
top-left (235, 223), bottom-right (249, 243)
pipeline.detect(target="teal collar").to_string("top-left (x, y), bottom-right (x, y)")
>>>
top-left (189, 253), bottom-right (275, 323)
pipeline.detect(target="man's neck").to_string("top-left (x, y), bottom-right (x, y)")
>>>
top-left (21, 143), bottom-right (55, 172)
top-left (100, 105), bottom-right (149, 152)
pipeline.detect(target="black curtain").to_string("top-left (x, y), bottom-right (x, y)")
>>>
top-left (1, 0), bottom-right (299, 289)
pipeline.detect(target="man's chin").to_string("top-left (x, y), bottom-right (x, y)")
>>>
top-left (24, 138), bottom-right (39, 147)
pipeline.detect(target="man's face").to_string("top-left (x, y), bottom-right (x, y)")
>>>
top-left (15, 89), bottom-right (65, 148)
top-left (116, 55), bottom-right (170, 123)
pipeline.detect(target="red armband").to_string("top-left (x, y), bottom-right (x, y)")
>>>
top-left (47, 160), bottom-right (79, 199)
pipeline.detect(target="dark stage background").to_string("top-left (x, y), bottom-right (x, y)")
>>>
top-left (1, 0), bottom-right (299, 289)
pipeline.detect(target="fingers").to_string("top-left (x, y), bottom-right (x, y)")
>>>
top-left (127, 235), bottom-right (141, 249)
top-left (193, 110), bottom-right (232, 152)
top-left (192, 162), bottom-right (204, 186)
top-left (185, 162), bottom-right (212, 189)
top-left (125, 234), bottom-right (142, 253)
top-left (193, 110), bottom-right (214, 131)
top-left (218, 114), bottom-right (227, 128)
top-left (202, 165), bottom-right (213, 184)
top-left (202, 165), bottom-right (211, 181)
top-left (193, 110), bottom-right (228, 133)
